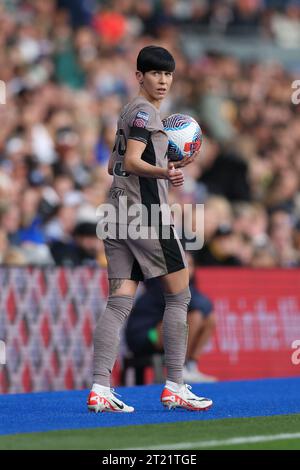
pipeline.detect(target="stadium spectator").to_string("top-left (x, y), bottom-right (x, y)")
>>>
top-left (270, 0), bottom-right (300, 48)
top-left (94, 116), bottom-right (119, 167)
top-left (226, 0), bottom-right (262, 35)
top-left (269, 209), bottom-right (300, 267)
top-left (193, 223), bottom-right (242, 267)
top-left (50, 221), bottom-right (106, 267)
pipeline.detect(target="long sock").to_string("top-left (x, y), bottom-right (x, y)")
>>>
top-left (93, 294), bottom-right (134, 387)
top-left (163, 286), bottom-right (191, 384)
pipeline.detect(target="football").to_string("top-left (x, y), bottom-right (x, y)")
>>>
top-left (162, 114), bottom-right (202, 161)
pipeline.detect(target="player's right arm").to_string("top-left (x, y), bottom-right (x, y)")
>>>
top-left (124, 138), bottom-right (166, 178)
top-left (124, 139), bottom-right (184, 186)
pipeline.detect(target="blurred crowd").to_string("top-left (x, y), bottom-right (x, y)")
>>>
top-left (0, 0), bottom-right (300, 268)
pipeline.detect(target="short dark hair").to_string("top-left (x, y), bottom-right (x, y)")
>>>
top-left (137, 45), bottom-right (175, 73)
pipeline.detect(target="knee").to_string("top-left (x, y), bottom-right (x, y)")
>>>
top-left (176, 286), bottom-right (191, 306)
top-left (164, 286), bottom-right (191, 308)
top-left (107, 294), bottom-right (134, 307)
top-left (104, 294), bottom-right (134, 322)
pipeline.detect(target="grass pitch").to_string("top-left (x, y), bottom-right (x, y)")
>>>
top-left (0, 414), bottom-right (299, 450)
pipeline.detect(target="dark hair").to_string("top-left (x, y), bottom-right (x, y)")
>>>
top-left (137, 45), bottom-right (175, 73)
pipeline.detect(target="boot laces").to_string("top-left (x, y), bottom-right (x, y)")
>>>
top-left (183, 384), bottom-right (200, 400)
top-left (108, 388), bottom-right (123, 403)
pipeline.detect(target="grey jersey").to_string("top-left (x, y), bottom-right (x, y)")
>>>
top-left (107, 96), bottom-right (171, 226)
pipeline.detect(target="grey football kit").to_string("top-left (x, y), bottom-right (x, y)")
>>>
top-left (103, 95), bottom-right (187, 281)
top-left (93, 96), bottom-right (190, 388)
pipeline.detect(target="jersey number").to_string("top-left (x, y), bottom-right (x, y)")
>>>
top-left (113, 161), bottom-right (129, 177)
top-left (113, 129), bottom-right (129, 177)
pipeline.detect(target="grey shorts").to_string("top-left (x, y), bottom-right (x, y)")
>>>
top-left (103, 224), bottom-right (187, 281)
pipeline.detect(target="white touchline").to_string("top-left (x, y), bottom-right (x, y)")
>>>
top-left (124, 432), bottom-right (300, 450)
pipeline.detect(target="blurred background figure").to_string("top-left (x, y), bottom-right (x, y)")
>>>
top-left (50, 221), bottom-right (107, 267)
top-left (125, 253), bottom-right (217, 383)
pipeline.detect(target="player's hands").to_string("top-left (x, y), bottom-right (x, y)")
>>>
top-left (168, 149), bottom-right (200, 168)
top-left (167, 163), bottom-right (184, 187)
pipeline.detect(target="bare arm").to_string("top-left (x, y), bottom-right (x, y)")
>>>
top-left (124, 139), bottom-right (184, 186)
top-left (124, 139), bottom-right (168, 179)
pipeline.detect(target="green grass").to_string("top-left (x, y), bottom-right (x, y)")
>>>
top-left (0, 414), bottom-right (299, 450)
top-left (212, 439), bottom-right (300, 450)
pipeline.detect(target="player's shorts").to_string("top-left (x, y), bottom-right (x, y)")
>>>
top-left (103, 224), bottom-right (187, 281)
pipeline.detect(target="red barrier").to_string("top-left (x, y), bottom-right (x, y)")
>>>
top-left (195, 268), bottom-right (300, 380)
top-left (0, 268), bottom-right (109, 393)
top-left (1, 267), bottom-right (300, 393)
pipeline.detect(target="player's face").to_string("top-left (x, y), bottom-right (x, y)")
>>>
top-left (138, 70), bottom-right (173, 103)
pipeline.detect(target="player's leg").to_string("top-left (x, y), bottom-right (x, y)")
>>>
top-left (88, 235), bottom-right (142, 413)
top-left (88, 279), bottom-right (139, 413)
top-left (160, 266), bottom-right (189, 294)
top-left (93, 278), bottom-right (139, 387)
top-left (126, 230), bottom-right (190, 380)
top-left (159, 267), bottom-right (190, 386)
top-left (108, 278), bottom-right (139, 297)
top-left (134, 227), bottom-right (191, 387)
top-left (159, 269), bottom-right (213, 411)
top-left (126, 228), bottom-right (213, 410)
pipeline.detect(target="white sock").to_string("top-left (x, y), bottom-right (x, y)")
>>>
top-left (165, 380), bottom-right (184, 392)
top-left (92, 383), bottom-right (111, 394)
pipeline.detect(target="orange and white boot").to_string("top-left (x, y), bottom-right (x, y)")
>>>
top-left (161, 382), bottom-right (213, 411)
top-left (87, 385), bottom-right (134, 413)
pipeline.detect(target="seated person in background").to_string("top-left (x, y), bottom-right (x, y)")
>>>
top-left (193, 224), bottom-right (242, 267)
top-left (50, 222), bottom-right (106, 267)
top-left (125, 253), bottom-right (217, 383)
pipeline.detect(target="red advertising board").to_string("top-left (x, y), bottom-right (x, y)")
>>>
top-left (195, 268), bottom-right (300, 380)
top-left (1, 267), bottom-right (300, 393)
top-left (0, 268), bottom-right (109, 394)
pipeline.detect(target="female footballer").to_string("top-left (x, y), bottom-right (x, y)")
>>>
top-left (87, 45), bottom-right (213, 413)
